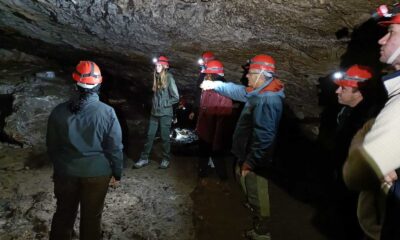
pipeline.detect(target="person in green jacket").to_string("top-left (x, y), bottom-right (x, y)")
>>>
top-left (134, 56), bottom-right (179, 169)
top-left (47, 61), bottom-right (123, 240)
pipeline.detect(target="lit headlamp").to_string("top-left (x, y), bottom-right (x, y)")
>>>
top-left (372, 3), bottom-right (400, 20)
top-left (198, 58), bottom-right (204, 65)
top-left (333, 71), bottom-right (344, 80)
top-left (152, 57), bottom-right (158, 64)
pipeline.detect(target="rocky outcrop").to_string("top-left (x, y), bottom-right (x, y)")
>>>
top-left (0, 49), bottom-right (71, 148)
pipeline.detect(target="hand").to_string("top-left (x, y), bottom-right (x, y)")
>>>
top-left (381, 171), bottom-right (397, 194)
top-left (241, 162), bottom-right (252, 177)
top-left (241, 169), bottom-right (250, 177)
top-left (200, 80), bottom-right (216, 90)
top-left (383, 170), bottom-right (398, 184)
top-left (189, 112), bottom-right (195, 120)
top-left (109, 177), bottom-right (120, 188)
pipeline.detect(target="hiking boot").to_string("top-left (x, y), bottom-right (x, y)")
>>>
top-left (159, 159), bottom-right (170, 169)
top-left (245, 229), bottom-right (271, 240)
top-left (133, 159), bottom-right (149, 169)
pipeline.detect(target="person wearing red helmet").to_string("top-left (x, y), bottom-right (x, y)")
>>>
top-left (334, 65), bottom-right (373, 107)
top-left (329, 64), bottom-right (383, 240)
top-left (48, 61), bottom-right (123, 240)
top-left (133, 56), bottom-right (179, 169)
top-left (343, 6), bottom-right (400, 240)
top-left (197, 51), bottom-right (216, 73)
top-left (201, 54), bottom-right (284, 240)
top-left (190, 51), bottom-right (217, 121)
top-left (194, 60), bottom-right (234, 187)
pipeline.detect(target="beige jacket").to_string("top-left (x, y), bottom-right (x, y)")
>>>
top-left (343, 73), bottom-right (400, 190)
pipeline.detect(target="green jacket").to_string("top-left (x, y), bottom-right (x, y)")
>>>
top-left (46, 93), bottom-right (123, 180)
top-left (151, 72), bottom-right (179, 116)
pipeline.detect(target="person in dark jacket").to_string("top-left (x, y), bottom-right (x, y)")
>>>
top-left (330, 64), bottom-right (382, 240)
top-left (47, 61), bottom-right (123, 240)
top-left (134, 56), bottom-right (179, 169)
top-left (195, 60), bottom-right (234, 185)
top-left (201, 54), bottom-right (284, 240)
top-left (343, 10), bottom-right (400, 239)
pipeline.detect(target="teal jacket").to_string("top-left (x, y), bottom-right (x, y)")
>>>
top-left (151, 72), bottom-right (179, 116)
top-left (46, 93), bottom-right (123, 180)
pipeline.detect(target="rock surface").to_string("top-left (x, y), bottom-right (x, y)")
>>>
top-left (0, 0), bottom-right (390, 117)
top-left (0, 147), bottom-right (196, 240)
top-left (0, 49), bottom-right (71, 148)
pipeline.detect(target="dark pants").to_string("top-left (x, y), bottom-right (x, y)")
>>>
top-left (381, 180), bottom-right (400, 240)
top-left (50, 175), bottom-right (110, 240)
top-left (140, 115), bottom-right (172, 161)
top-left (198, 139), bottom-right (227, 180)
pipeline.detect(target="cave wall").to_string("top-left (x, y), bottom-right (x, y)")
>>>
top-left (0, 0), bottom-right (392, 147)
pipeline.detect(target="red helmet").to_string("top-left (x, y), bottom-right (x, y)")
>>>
top-left (379, 14), bottom-right (400, 26)
top-left (72, 61), bottom-right (102, 86)
top-left (202, 51), bottom-right (215, 63)
top-left (334, 65), bottom-right (372, 88)
top-left (153, 56), bottom-right (169, 68)
top-left (203, 60), bottom-right (224, 75)
top-left (249, 54), bottom-right (276, 73)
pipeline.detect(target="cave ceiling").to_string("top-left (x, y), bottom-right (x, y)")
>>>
top-left (0, 0), bottom-right (392, 117)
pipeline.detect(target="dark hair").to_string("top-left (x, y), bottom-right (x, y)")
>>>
top-left (205, 73), bottom-right (225, 82)
top-left (69, 84), bottom-right (101, 114)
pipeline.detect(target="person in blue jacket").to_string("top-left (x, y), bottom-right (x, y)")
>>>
top-left (201, 54), bottom-right (284, 240)
top-left (47, 61), bottom-right (123, 240)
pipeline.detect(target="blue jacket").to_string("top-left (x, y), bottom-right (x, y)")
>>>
top-left (214, 79), bottom-right (285, 169)
top-left (46, 93), bottom-right (124, 180)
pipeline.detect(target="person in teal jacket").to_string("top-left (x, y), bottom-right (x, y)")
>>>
top-left (134, 56), bottom-right (179, 169)
top-left (47, 61), bottom-right (123, 240)
top-left (201, 54), bottom-right (284, 240)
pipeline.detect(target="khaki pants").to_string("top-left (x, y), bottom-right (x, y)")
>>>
top-left (240, 170), bottom-right (271, 234)
top-left (140, 115), bottom-right (172, 161)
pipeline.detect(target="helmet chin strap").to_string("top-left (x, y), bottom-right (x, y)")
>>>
top-left (387, 45), bottom-right (400, 64)
top-left (253, 70), bottom-right (264, 87)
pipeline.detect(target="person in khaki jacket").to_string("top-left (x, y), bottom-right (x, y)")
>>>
top-left (343, 6), bottom-right (400, 240)
top-left (133, 56), bottom-right (179, 169)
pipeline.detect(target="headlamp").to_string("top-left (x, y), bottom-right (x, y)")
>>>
top-left (198, 58), bottom-right (204, 65)
top-left (372, 3), bottom-right (400, 20)
top-left (333, 71), bottom-right (344, 80)
top-left (152, 57), bottom-right (158, 64)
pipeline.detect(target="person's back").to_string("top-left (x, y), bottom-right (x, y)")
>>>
top-left (48, 61), bottom-right (123, 240)
top-left (48, 95), bottom-right (122, 178)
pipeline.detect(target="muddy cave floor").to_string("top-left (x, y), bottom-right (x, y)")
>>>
top-left (0, 140), bottom-right (346, 240)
